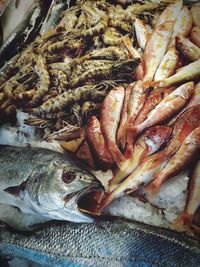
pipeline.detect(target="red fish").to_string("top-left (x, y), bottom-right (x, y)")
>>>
top-left (128, 82), bottom-right (194, 142)
top-left (109, 126), bottom-right (172, 188)
top-left (86, 116), bottom-right (114, 166)
top-left (134, 86), bottom-right (175, 126)
top-left (98, 105), bottom-right (200, 212)
top-left (124, 80), bottom-right (149, 157)
top-left (144, 126), bottom-right (200, 199)
top-left (100, 86), bottom-right (125, 167)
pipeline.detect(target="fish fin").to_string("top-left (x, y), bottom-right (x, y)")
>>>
top-left (109, 143), bottom-right (126, 167)
top-left (143, 180), bottom-right (160, 201)
top-left (98, 192), bottom-right (115, 213)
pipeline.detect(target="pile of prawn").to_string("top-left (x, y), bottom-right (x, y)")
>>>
top-left (0, 0), bottom-right (167, 139)
top-left (85, 0), bottom-right (200, 234)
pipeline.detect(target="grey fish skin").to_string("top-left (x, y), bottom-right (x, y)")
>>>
top-left (1, 220), bottom-right (200, 267)
top-left (0, 146), bottom-right (99, 229)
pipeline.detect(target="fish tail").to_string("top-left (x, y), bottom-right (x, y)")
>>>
top-left (109, 143), bottom-right (126, 167)
top-left (180, 212), bottom-right (193, 227)
top-left (143, 179), bottom-right (160, 200)
top-left (98, 192), bottom-right (115, 213)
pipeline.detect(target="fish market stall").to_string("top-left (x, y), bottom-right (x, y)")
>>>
top-left (0, 0), bottom-right (200, 266)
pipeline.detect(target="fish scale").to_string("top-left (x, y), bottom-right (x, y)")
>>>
top-left (1, 221), bottom-right (200, 266)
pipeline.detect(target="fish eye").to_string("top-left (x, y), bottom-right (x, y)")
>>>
top-left (62, 171), bottom-right (76, 183)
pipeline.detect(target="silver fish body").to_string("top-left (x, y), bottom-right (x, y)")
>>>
top-left (0, 146), bottom-right (100, 230)
top-left (0, 220), bottom-right (200, 267)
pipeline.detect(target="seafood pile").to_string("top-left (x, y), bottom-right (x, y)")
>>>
top-left (0, 0), bottom-right (170, 138)
top-left (0, 0), bottom-right (200, 236)
top-left (84, 0), bottom-right (200, 234)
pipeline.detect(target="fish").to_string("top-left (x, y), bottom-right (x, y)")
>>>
top-left (176, 35), bottom-right (200, 62)
top-left (134, 18), bottom-right (148, 50)
top-left (179, 159), bottom-right (200, 229)
top-left (168, 82), bottom-right (200, 125)
top-left (190, 26), bottom-right (200, 49)
top-left (1, 220), bottom-right (200, 267)
top-left (143, 0), bottom-right (182, 82)
top-left (100, 86), bottom-right (125, 167)
top-left (134, 86), bottom-right (175, 125)
top-left (109, 126), bottom-right (172, 188)
top-left (168, 6), bottom-right (193, 48)
top-left (0, 1), bottom-right (52, 68)
top-left (99, 105), bottom-right (200, 211)
top-left (0, 145), bottom-right (100, 230)
top-left (154, 47), bottom-right (179, 81)
top-left (190, 3), bottom-right (200, 27)
top-left (157, 59), bottom-right (200, 87)
top-left (86, 115), bottom-right (114, 167)
top-left (124, 80), bottom-right (149, 157)
top-left (128, 82), bottom-right (194, 142)
top-left (144, 126), bottom-right (200, 199)
top-left (117, 84), bottom-right (132, 149)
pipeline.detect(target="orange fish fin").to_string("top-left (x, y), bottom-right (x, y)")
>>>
top-left (143, 180), bottom-right (160, 200)
top-left (109, 143), bottom-right (126, 167)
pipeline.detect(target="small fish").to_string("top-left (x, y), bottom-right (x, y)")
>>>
top-left (134, 18), bottom-right (148, 50)
top-left (100, 86), bottom-right (125, 167)
top-left (134, 86), bottom-right (175, 125)
top-left (168, 6), bottom-right (193, 48)
top-left (154, 47), bottom-right (179, 81)
top-left (86, 116), bottom-right (114, 166)
top-left (143, 0), bottom-right (182, 82)
top-left (109, 126), bottom-right (172, 188)
top-left (157, 60), bottom-right (200, 87)
top-left (124, 80), bottom-right (149, 157)
top-left (176, 35), bottom-right (200, 62)
top-left (128, 82), bottom-right (194, 141)
top-left (144, 126), bottom-right (200, 199)
top-left (117, 84), bottom-right (132, 149)
top-left (0, 146), bottom-right (100, 230)
top-left (190, 26), bottom-right (200, 49)
top-left (190, 3), bottom-right (200, 27)
top-left (100, 105), bottom-right (200, 211)
top-left (179, 159), bottom-right (200, 229)
top-left (168, 82), bottom-right (200, 125)
top-left (1, 220), bottom-right (200, 267)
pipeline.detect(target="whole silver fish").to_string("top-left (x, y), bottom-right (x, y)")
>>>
top-left (0, 146), bottom-right (100, 230)
top-left (0, 220), bottom-right (200, 267)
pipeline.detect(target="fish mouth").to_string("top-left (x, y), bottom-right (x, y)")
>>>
top-left (77, 183), bottom-right (105, 216)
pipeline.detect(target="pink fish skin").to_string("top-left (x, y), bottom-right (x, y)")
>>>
top-left (144, 126), bottom-right (200, 199)
top-left (168, 82), bottom-right (200, 126)
top-left (98, 105), bottom-right (200, 212)
top-left (134, 18), bottom-right (149, 50)
top-left (134, 87), bottom-right (176, 125)
top-left (100, 86), bottom-right (125, 167)
top-left (86, 116), bottom-right (114, 166)
top-left (180, 159), bottom-right (200, 228)
top-left (124, 80), bottom-right (149, 158)
top-left (168, 6), bottom-right (193, 48)
top-left (109, 125), bottom-right (172, 188)
top-left (128, 82), bottom-right (194, 142)
top-left (143, 0), bottom-right (183, 82)
top-left (117, 84), bottom-right (132, 149)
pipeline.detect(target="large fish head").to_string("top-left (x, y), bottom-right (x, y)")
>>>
top-left (144, 126), bottom-right (172, 154)
top-left (30, 160), bottom-right (101, 223)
